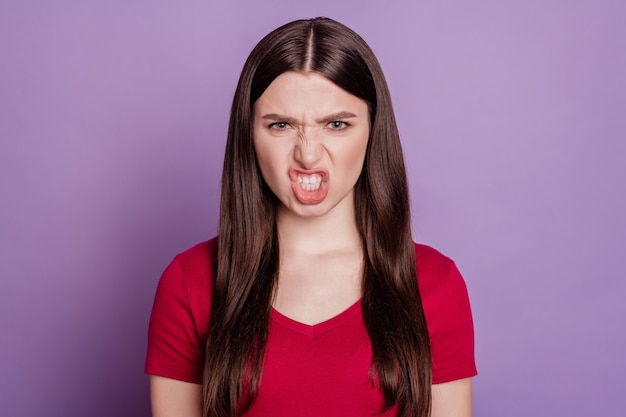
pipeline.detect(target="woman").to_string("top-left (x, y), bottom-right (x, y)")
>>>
top-left (146, 17), bottom-right (476, 417)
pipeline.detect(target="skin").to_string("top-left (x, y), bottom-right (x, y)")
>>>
top-left (150, 71), bottom-right (472, 416)
top-left (252, 71), bottom-right (370, 222)
top-left (253, 71), bottom-right (369, 324)
top-left (150, 376), bottom-right (201, 417)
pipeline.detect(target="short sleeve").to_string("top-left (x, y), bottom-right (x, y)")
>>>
top-left (144, 256), bottom-right (204, 383)
top-left (429, 261), bottom-right (477, 384)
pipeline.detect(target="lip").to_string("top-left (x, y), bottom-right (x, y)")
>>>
top-left (289, 168), bottom-right (329, 205)
top-left (288, 168), bottom-right (329, 182)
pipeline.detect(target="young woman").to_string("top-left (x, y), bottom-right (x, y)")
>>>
top-left (146, 17), bottom-right (476, 417)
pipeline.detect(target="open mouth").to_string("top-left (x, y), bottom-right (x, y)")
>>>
top-left (296, 174), bottom-right (322, 191)
top-left (289, 169), bottom-right (328, 205)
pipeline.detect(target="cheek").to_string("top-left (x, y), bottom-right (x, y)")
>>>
top-left (254, 140), bottom-right (289, 186)
top-left (350, 141), bottom-right (369, 163)
top-left (255, 141), bottom-right (279, 167)
top-left (254, 147), bottom-right (273, 182)
top-left (342, 134), bottom-right (369, 172)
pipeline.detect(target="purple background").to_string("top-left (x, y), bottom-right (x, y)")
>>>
top-left (1, 1), bottom-right (625, 416)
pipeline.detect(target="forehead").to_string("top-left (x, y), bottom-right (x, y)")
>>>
top-left (254, 71), bottom-right (368, 117)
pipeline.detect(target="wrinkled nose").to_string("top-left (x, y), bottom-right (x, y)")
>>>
top-left (293, 133), bottom-right (322, 168)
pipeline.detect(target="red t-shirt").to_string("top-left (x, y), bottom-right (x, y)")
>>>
top-left (145, 238), bottom-right (477, 416)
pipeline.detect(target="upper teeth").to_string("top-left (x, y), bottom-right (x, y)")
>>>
top-left (297, 174), bottom-right (322, 191)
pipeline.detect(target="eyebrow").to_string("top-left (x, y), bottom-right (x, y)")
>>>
top-left (260, 112), bottom-right (358, 124)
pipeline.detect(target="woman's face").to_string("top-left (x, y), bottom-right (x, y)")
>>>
top-left (252, 71), bottom-right (370, 219)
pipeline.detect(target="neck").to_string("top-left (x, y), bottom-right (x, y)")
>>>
top-left (276, 202), bottom-right (361, 255)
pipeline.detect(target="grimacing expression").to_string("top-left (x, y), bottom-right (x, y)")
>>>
top-left (253, 71), bottom-right (370, 219)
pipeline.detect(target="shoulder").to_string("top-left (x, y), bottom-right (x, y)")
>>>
top-left (157, 238), bottom-right (217, 339)
top-left (174, 237), bottom-right (217, 272)
top-left (413, 243), bottom-right (477, 383)
top-left (414, 243), bottom-right (454, 274)
top-left (414, 243), bottom-right (458, 296)
top-left (173, 237), bottom-right (217, 298)
top-left (167, 238), bottom-right (217, 290)
top-left (145, 238), bottom-right (218, 383)
top-left (413, 242), bottom-right (468, 310)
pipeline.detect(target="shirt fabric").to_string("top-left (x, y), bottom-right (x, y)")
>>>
top-left (145, 238), bottom-right (477, 416)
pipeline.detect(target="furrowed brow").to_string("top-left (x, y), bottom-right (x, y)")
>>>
top-left (317, 112), bottom-right (358, 123)
top-left (260, 113), bottom-right (298, 124)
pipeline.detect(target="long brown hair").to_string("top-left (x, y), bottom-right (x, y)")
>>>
top-left (203, 17), bottom-right (431, 417)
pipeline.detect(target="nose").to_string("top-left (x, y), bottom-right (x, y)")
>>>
top-left (293, 132), bottom-right (322, 168)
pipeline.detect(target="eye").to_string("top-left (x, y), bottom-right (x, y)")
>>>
top-left (269, 121), bottom-right (290, 130)
top-left (328, 121), bottom-right (349, 130)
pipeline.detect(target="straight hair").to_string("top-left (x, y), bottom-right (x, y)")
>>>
top-left (203, 17), bottom-right (432, 417)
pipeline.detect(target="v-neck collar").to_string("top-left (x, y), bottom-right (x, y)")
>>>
top-left (270, 299), bottom-right (363, 338)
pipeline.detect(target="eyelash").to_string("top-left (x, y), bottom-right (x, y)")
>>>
top-left (268, 121), bottom-right (350, 130)
top-left (269, 121), bottom-right (290, 130)
top-left (328, 121), bottom-right (349, 130)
